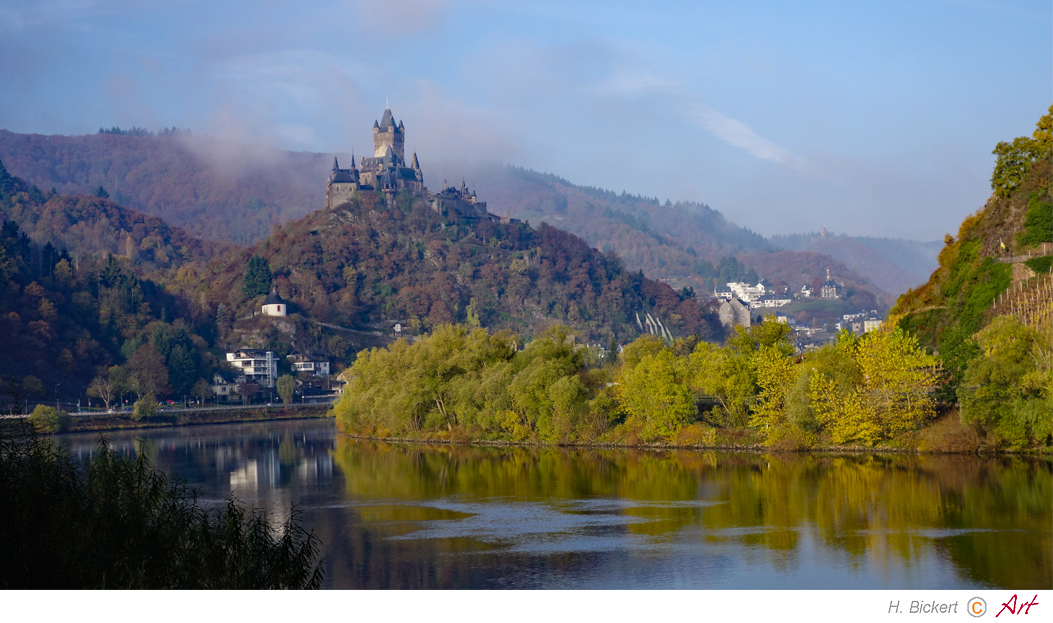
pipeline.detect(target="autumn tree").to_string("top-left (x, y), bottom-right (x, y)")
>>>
top-left (619, 346), bottom-right (695, 439)
top-left (128, 344), bottom-right (170, 400)
top-left (810, 328), bottom-right (936, 445)
top-left (191, 378), bottom-right (213, 405)
top-left (277, 375), bottom-right (296, 406)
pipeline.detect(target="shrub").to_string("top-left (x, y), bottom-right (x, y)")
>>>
top-left (1024, 255), bottom-right (1052, 275)
top-left (0, 422), bottom-right (323, 588)
top-left (27, 405), bottom-right (71, 434)
top-left (132, 394), bottom-right (157, 421)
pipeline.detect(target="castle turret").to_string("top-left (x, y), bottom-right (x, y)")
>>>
top-left (373, 107), bottom-right (405, 161)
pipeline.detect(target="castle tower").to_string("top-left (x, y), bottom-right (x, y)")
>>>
top-left (373, 108), bottom-right (405, 161)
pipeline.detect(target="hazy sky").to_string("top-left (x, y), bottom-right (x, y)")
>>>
top-left (1, 1), bottom-right (1049, 240)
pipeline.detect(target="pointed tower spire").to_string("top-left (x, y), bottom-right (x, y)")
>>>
top-left (411, 152), bottom-right (420, 169)
top-left (350, 152), bottom-right (356, 169)
top-left (332, 156), bottom-right (339, 171)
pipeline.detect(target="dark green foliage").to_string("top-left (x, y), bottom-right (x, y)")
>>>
top-left (98, 126), bottom-right (153, 137)
top-left (0, 422), bottom-right (323, 589)
top-left (1018, 193), bottom-right (1052, 247)
top-left (167, 345), bottom-right (198, 397)
top-left (1025, 255), bottom-right (1052, 274)
top-left (242, 254), bottom-right (272, 299)
top-left (94, 186), bottom-right (109, 199)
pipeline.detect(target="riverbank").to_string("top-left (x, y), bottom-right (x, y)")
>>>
top-left (336, 412), bottom-right (1052, 456)
top-left (60, 404), bottom-right (331, 432)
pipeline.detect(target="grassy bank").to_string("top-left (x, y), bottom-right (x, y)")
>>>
top-left (335, 406), bottom-right (1050, 456)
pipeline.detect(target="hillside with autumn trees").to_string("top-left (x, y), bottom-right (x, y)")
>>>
top-left (188, 190), bottom-right (722, 345)
top-left (891, 106), bottom-right (1052, 448)
top-left (0, 129), bottom-right (891, 303)
top-left (0, 156), bottom-right (723, 412)
top-left (0, 160), bottom-right (223, 407)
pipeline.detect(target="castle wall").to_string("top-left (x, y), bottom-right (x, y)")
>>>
top-left (326, 184), bottom-right (356, 210)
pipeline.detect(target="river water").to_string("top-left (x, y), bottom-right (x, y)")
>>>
top-left (57, 418), bottom-right (1052, 589)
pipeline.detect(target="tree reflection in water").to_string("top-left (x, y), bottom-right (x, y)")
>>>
top-left (54, 421), bottom-right (1051, 589)
top-left (332, 438), bottom-right (1050, 589)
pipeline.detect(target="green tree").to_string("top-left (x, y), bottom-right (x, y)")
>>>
top-left (959, 316), bottom-right (1052, 448)
top-left (167, 345), bottom-right (197, 398)
top-left (28, 404), bottom-right (71, 433)
top-left (0, 427), bottom-right (323, 588)
top-left (619, 348), bottom-right (695, 439)
top-left (991, 105), bottom-right (1053, 198)
top-left (810, 328), bottom-right (937, 445)
top-left (277, 375), bottom-right (296, 406)
top-left (242, 255), bottom-right (272, 299)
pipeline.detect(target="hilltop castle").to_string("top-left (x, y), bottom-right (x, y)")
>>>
top-left (325, 107), bottom-right (499, 223)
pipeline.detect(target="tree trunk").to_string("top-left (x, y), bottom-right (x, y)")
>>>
top-left (435, 397), bottom-right (454, 431)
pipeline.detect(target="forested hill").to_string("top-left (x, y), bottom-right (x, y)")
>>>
top-left (188, 191), bottom-right (722, 344)
top-left (889, 107), bottom-right (1051, 441)
top-left (0, 157), bottom-right (720, 406)
top-left (0, 160), bottom-right (224, 397)
top-left (0, 129), bottom-right (889, 301)
top-left (0, 161), bottom-right (224, 274)
top-left (0, 129), bottom-right (331, 244)
top-left (770, 232), bottom-right (942, 296)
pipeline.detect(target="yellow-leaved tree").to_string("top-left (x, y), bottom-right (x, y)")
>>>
top-left (810, 328), bottom-right (937, 445)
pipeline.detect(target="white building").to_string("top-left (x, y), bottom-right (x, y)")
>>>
top-left (261, 290), bottom-right (288, 317)
top-left (226, 349), bottom-right (278, 388)
top-left (287, 349), bottom-right (331, 377)
top-left (727, 282), bottom-right (767, 303)
top-left (751, 295), bottom-right (792, 309)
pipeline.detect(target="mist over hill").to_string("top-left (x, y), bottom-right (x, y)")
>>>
top-left (771, 231), bottom-right (942, 295)
top-left (0, 129), bottom-right (898, 302)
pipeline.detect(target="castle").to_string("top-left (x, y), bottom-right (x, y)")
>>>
top-left (325, 107), bottom-right (500, 223)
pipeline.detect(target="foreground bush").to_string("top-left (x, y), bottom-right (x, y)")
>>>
top-left (0, 422), bottom-right (323, 589)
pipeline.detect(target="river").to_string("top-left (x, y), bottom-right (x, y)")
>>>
top-left (57, 418), bottom-right (1052, 589)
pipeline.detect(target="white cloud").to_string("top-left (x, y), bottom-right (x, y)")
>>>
top-left (683, 102), bottom-right (804, 168)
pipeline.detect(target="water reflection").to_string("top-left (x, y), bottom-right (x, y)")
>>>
top-left (57, 421), bottom-right (1051, 589)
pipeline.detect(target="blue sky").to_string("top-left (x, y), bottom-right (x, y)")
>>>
top-left (0, 0), bottom-right (1049, 239)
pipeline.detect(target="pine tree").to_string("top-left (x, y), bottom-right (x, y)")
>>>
top-left (242, 255), bottom-right (272, 299)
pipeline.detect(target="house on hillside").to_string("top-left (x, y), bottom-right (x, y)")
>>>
top-left (727, 282), bottom-right (766, 304)
top-left (210, 371), bottom-right (240, 403)
top-left (226, 349), bottom-right (278, 388)
top-left (751, 295), bottom-right (792, 309)
top-left (819, 268), bottom-right (845, 300)
top-left (287, 349), bottom-right (331, 377)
